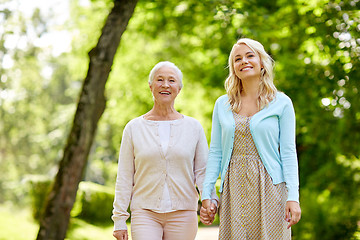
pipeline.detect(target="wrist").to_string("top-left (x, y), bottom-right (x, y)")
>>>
top-left (211, 199), bottom-right (218, 207)
top-left (202, 199), bottom-right (211, 207)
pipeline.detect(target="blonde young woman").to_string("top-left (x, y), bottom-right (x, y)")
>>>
top-left (200, 38), bottom-right (301, 239)
top-left (112, 61), bottom-right (217, 240)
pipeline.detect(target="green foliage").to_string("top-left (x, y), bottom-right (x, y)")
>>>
top-left (66, 218), bottom-right (116, 240)
top-left (0, 203), bottom-right (116, 240)
top-left (27, 175), bottom-right (53, 222)
top-left (0, 1), bottom-right (78, 204)
top-left (27, 177), bottom-right (114, 225)
top-left (293, 155), bottom-right (360, 239)
top-left (1, 0), bottom-right (360, 238)
top-left (293, 189), bottom-right (359, 240)
top-left (0, 204), bottom-right (38, 240)
top-left (72, 181), bottom-right (114, 225)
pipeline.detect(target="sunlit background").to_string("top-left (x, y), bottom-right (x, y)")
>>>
top-left (0, 0), bottom-right (359, 239)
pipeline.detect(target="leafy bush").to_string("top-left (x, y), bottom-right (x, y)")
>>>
top-left (26, 175), bottom-right (53, 222)
top-left (72, 181), bottom-right (114, 225)
top-left (27, 177), bottom-right (114, 225)
top-left (292, 187), bottom-right (359, 240)
top-left (292, 159), bottom-right (360, 240)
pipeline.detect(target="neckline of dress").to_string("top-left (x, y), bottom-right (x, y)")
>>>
top-left (233, 111), bottom-right (254, 118)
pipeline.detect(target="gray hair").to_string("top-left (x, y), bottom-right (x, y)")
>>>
top-left (148, 61), bottom-right (183, 88)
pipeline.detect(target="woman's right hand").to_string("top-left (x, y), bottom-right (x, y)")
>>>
top-left (200, 199), bottom-right (217, 225)
top-left (113, 230), bottom-right (128, 240)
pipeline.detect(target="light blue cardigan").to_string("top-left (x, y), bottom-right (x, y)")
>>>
top-left (202, 92), bottom-right (299, 202)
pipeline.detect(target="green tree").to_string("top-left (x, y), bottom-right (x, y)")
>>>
top-left (36, 0), bottom-right (138, 239)
top-left (0, 0), bottom-right (359, 238)
top-left (0, 1), bottom-right (76, 203)
top-left (97, 0), bottom-right (360, 238)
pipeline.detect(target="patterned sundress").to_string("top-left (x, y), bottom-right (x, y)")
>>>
top-left (218, 112), bottom-right (291, 239)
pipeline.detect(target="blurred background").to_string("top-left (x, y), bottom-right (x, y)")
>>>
top-left (0, 0), bottom-right (359, 239)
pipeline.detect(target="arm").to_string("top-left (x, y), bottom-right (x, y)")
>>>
top-left (194, 122), bottom-right (219, 203)
top-left (279, 97), bottom-right (301, 227)
top-left (193, 122), bottom-right (219, 225)
top-left (201, 99), bottom-right (223, 201)
top-left (112, 125), bottom-right (134, 232)
top-left (193, 122), bottom-right (209, 196)
top-left (279, 97), bottom-right (299, 202)
top-left (200, 100), bottom-right (223, 223)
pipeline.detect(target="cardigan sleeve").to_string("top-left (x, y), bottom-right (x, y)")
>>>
top-left (193, 122), bottom-right (208, 195)
top-left (112, 124), bottom-right (135, 231)
top-left (279, 97), bottom-right (299, 202)
top-left (202, 99), bottom-right (223, 200)
top-left (194, 121), bottom-right (220, 202)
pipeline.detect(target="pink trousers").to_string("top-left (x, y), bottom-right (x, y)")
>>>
top-left (130, 209), bottom-right (198, 240)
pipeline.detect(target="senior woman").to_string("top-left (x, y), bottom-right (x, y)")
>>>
top-left (112, 61), bottom-right (217, 240)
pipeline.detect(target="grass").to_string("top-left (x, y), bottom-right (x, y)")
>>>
top-left (2, 203), bottom-right (357, 240)
top-left (0, 203), bottom-right (38, 240)
top-left (66, 218), bottom-right (115, 240)
top-left (0, 203), bottom-right (118, 240)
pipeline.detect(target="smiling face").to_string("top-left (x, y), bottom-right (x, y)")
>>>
top-left (233, 43), bottom-right (263, 81)
top-left (150, 66), bottom-right (182, 105)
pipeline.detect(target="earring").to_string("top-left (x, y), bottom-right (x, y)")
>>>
top-left (261, 68), bottom-right (265, 77)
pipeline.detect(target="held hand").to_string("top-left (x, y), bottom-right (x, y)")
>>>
top-left (285, 201), bottom-right (301, 229)
top-left (200, 206), bottom-right (213, 225)
top-left (113, 230), bottom-right (128, 240)
top-left (200, 199), bottom-right (217, 225)
top-left (209, 200), bottom-right (217, 218)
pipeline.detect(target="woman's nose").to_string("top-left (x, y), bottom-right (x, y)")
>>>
top-left (241, 58), bottom-right (249, 64)
top-left (163, 80), bottom-right (170, 87)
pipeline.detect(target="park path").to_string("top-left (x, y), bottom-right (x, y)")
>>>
top-left (195, 226), bottom-right (219, 240)
top-left (126, 226), bottom-right (219, 239)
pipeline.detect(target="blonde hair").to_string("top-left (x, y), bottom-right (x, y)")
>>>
top-left (224, 38), bottom-right (277, 112)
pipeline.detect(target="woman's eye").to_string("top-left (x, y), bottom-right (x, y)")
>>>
top-left (235, 58), bottom-right (241, 62)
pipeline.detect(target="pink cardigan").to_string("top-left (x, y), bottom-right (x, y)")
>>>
top-left (112, 115), bottom-right (215, 230)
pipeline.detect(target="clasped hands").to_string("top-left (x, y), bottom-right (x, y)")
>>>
top-left (200, 199), bottom-right (218, 225)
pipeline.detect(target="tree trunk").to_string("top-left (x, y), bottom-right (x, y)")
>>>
top-left (36, 1), bottom-right (138, 239)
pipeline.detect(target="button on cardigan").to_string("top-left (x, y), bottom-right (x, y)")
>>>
top-left (112, 115), bottom-right (217, 231)
top-left (202, 92), bottom-right (299, 203)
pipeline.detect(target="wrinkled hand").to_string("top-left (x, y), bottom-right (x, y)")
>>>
top-left (113, 230), bottom-right (128, 240)
top-left (200, 199), bottom-right (217, 225)
top-left (285, 201), bottom-right (301, 229)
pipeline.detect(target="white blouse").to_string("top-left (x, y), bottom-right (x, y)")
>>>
top-left (156, 120), bottom-right (176, 213)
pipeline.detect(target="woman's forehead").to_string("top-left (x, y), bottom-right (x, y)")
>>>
top-left (154, 67), bottom-right (178, 77)
top-left (233, 44), bottom-right (254, 56)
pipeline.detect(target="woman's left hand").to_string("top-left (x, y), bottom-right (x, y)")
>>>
top-left (200, 199), bottom-right (217, 225)
top-left (285, 201), bottom-right (301, 229)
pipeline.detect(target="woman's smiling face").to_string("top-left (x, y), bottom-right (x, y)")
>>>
top-left (150, 66), bottom-right (181, 104)
top-left (233, 43), bottom-right (263, 81)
